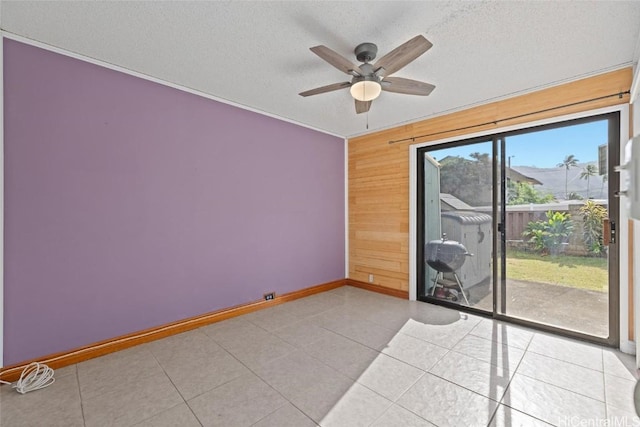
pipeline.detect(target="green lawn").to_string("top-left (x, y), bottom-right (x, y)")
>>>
top-left (505, 250), bottom-right (608, 292)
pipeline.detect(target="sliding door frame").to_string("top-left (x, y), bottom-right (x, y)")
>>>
top-left (409, 104), bottom-right (628, 347)
top-left (415, 134), bottom-right (496, 319)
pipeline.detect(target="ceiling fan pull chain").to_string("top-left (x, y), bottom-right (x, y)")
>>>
top-left (366, 111), bottom-right (369, 130)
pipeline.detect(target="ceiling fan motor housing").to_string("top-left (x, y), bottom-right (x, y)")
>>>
top-left (354, 42), bottom-right (378, 63)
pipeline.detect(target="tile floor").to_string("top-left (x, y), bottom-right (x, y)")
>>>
top-left (1, 286), bottom-right (640, 427)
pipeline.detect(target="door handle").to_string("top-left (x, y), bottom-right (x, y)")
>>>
top-left (610, 219), bottom-right (616, 244)
top-left (603, 218), bottom-right (615, 246)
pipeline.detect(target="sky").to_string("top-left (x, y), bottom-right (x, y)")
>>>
top-left (428, 119), bottom-right (608, 168)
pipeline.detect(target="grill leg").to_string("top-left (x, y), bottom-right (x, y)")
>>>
top-left (452, 273), bottom-right (470, 305)
top-left (430, 272), bottom-right (442, 296)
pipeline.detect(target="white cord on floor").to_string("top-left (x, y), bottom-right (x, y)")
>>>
top-left (4, 362), bottom-right (55, 394)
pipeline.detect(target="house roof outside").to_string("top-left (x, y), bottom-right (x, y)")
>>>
top-left (440, 193), bottom-right (473, 211)
top-left (507, 167), bottom-right (542, 186)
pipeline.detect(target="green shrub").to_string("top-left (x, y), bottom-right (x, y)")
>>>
top-left (580, 200), bottom-right (607, 256)
top-left (523, 221), bottom-right (546, 252)
top-left (523, 210), bottom-right (574, 256)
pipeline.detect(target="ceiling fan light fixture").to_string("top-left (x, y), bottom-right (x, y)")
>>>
top-left (350, 78), bottom-right (382, 102)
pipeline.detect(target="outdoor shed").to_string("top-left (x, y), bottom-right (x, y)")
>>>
top-left (441, 211), bottom-right (493, 288)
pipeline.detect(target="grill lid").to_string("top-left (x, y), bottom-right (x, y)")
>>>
top-left (425, 236), bottom-right (470, 273)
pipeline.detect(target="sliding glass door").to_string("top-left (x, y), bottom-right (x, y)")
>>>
top-left (496, 117), bottom-right (619, 339)
top-left (418, 139), bottom-right (495, 312)
top-left (417, 112), bottom-right (620, 344)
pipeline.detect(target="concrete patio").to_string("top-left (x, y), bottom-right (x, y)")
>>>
top-left (466, 279), bottom-right (609, 338)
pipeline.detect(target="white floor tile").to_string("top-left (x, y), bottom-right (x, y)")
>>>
top-left (527, 333), bottom-right (603, 371)
top-left (489, 404), bottom-right (552, 427)
top-left (381, 333), bottom-right (448, 371)
top-left (606, 405), bottom-right (640, 426)
top-left (83, 373), bottom-right (183, 427)
top-left (318, 383), bottom-right (392, 427)
top-left (135, 403), bottom-right (201, 427)
top-left (1, 289), bottom-right (624, 427)
top-left (370, 404), bottom-right (435, 427)
top-left (603, 349), bottom-right (640, 381)
top-left (356, 353), bottom-right (425, 401)
top-left (604, 373), bottom-right (637, 413)
top-left (502, 373), bottom-right (606, 426)
top-left (252, 403), bottom-right (318, 427)
top-left (77, 345), bottom-right (165, 400)
top-left (430, 351), bottom-right (513, 401)
top-left (451, 334), bottom-right (525, 370)
top-left (398, 315), bottom-right (481, 349)
top-left (187, 373), bottom-right (287, 427)
top-left (469, 319), bottom-right (534, 350)
top-left (397, 373), bottom-right (498, 427)
top-left (303, 331), bottom-right (379, 380)
top-left (517, 351), bottom-right (604, 401)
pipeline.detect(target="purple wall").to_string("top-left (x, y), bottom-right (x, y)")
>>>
top-left (3, 39), bottom-right (345, 365)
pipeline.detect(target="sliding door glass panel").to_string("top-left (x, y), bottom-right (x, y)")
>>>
top-left (421, 141), bottom-right (494, 311)
top-left (500, 120), bottom-right (611, 337)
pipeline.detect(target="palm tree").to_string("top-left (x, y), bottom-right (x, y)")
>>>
top-left (557, 154), bottom-right (579, 199)
top-left (600, 173), bottom-right (608, 198)
top-left (580, 164), bottom-right (598, 198)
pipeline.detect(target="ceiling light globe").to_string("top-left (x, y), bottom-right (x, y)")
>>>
top-left (350, 80), bottom-right (382, 102)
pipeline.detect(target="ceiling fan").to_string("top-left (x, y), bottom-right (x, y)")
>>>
top-left (299, 35), bottom-right (435, 114)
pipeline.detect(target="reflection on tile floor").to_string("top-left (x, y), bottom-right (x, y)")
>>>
top-left (1, 286), bottom-right (639, 426)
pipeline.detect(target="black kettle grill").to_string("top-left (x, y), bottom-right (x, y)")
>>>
top-left (425, 234), bottom-right (472, 304)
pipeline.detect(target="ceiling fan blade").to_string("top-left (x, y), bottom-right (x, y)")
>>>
top-left (355, 100), bottom-right (372, 114)
top-left (299, 82), bottom-right (351, 97)
top-left (310, 45), bottom-right (360, 75)
top-left (373, 35), bottom-right (432, 76)
top-left (382, 77), bottom-right (435, 96)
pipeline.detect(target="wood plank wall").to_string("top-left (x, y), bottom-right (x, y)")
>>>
top-left (348, 68), bottom-right (633, 293)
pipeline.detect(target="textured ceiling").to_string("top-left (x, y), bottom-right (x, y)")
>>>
top-left (2, 1), bottom-right (640, 138)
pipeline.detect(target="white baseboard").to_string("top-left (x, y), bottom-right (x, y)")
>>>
top-left (619, 339), bottom-right (636, 355)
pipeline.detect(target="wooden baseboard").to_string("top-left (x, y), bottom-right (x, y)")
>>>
top-left (346, 279), bottom-right (409, 299)
top-left (0, 278), bottom-right (346, 382)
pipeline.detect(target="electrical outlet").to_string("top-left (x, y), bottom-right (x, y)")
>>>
top-left (368, 274), bottom-right (374, 283)
top-left (264, 292), bottom-right (275, 301)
